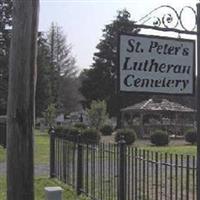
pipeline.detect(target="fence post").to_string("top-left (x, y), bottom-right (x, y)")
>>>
top-left (62, 140), bottom-right (66, 183)
top-left (50, 127), bottom-right (56, 178)
top-left (155, 152), bottom-right (158, 200)
top-left (76, 135), bottom-right (83, 195)
top-left (118, 136), bottom-right (126, 200)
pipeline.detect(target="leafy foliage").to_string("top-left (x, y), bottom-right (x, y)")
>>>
top-left (185, 130), bottom-right (197, 145)
top-left (0, 16), bottom-right (82, 116)
top-left (36, 33), bottom-right (52, 117)
top-left (59, 76), bottom-right (83, 114)
top-left (46, 23), bottom-right (82, 114)
top-left (0, 0), bottom-right (12, 55)
top-left (0, 0), bottom-right (12, 114)
top-left (115, 128), bottom-right (137, 145)
top-left (47, 23), bottom-right (77, 77)
top-left (150, 130), bottom-right (169, 146)
top-left (54, 126), bottom-right (81, 142)
top-left (80, 9), bottom-right (148, 117)
top-left (54, 125), bottom-right (100, 144)
top-left (100, 124), bottom-right (113, 136)
top-left (54, 126), bottom-right (69, 134)
top-left (43, 103), bottom-right (57, 127)
top-left (87, 100), bottom-right (108, 130)
top-left (36, 23), bottom-right (82, 117)
top-left (82, 128), bottom-right (101, 144)
top-left (0, 56), bottom-right (9, 114)
top-left (68, 127), bottom-right (81, 139)
top-left (74, 122), bottom-right (87, 130)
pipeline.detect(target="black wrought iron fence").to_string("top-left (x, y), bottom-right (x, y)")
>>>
top-left (0, 116), bottom-right (6, 148)
top-left (49, 130), bottom-right (197, 200)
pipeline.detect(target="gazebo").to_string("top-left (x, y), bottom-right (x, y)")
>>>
top-left (121, 98), bottom-right (196, 137)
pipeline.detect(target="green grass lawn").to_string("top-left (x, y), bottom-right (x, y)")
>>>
top-left (0, 130), bottom-right (89, 199)
top-left (0, 133), bottom-right (197, 163)
top-left (132, 138), bottom-right (197, 156)
top-left (0, 131), bottom-right (197, 199)
top-left (34, 130), bottom-right (49, 164)
top-left (0, 130), bottom-right (50, 164)
top-left (0, 130), bottom-right (49, 164)
top-left (0, 146), bottom-right (6, 162)
top-left (141, 145), bottom-right (196, 155)
top-left (0, 176), bottom-right (88, 200)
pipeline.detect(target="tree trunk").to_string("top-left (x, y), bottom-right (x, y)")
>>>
top-left (7, 1), bottom-right (39, 200)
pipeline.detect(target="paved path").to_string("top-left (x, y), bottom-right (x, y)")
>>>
top-left (0, 162), bottom-right (49, 176)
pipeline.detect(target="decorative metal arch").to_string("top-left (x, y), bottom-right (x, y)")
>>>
top-left (135, 5), bottom-right (197, 35)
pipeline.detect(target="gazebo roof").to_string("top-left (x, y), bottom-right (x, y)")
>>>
top-left (121, 98), bottom-right (195, 113)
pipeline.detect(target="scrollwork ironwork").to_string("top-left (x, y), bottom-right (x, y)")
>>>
top-left (136, 5), bottom-right (196, 32)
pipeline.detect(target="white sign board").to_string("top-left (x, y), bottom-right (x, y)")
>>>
top-left (119, 34), bottom-right (195, 94)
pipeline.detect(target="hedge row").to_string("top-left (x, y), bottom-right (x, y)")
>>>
top-left (55, 124), bottom-right (100, 144)
top-left (54, 124), bottom-right (197, 146)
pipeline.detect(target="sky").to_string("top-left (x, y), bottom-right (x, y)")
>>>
top-left (39, 0), bottom-right (198, 71)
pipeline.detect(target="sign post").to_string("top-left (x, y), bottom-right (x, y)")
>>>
top-left (196, 3), bottom-right (200, 200)
top-left (118, 4), bottom-right (200, 198)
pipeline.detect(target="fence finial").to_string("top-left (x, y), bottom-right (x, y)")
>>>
top-left (118, 135), bottom-right (126, 145)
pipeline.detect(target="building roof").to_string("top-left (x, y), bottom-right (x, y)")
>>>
top-left (121, 98), bottom-right (195, 113)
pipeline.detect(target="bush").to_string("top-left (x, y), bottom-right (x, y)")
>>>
top-left (68, 127), bottom-right (81, 137)
top-left (87, 100), bottom-right (108, 130)
top-left (185, 131), bottom-right (197, 144)
top-left (43, 103), bottom-right (57, 128)
top-left (73, 122), bottom-right (87, 130)
top-left (100, 124), bottom-right (113, 136)
top-left (115, 129), bottom-right (137, 145)
top-left (150, 130), bottom-right (169, 146)
top-left (54, 126), bottom-right (81, 141)
top-left (54, 126), bottom-right (69, 134)
top-left (82, 128), bottom-right (101, 144)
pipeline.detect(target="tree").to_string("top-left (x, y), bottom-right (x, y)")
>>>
top-left (47, 23), bottom-right (77, 76)
top-left (87, 100), bottom-right (108, 130)
top-left (80, 9), bottom-right (147, 117)
top-left (59, 76), bottom-right (83, 114)
top-left (47, 23), bottom-right (77, 106)
top-left (7, 0), bottom-right (39, 199)
top-left (0, 0), bottom-right (13, 114)
top-left (43, 103), bottom-right (57, 128)
top-left (36, 24), bottom-right (81, 117)
top-left (47, 23), bottom-right (82, 114)
top-left (35, 33), bottom-right (52, 117)
top-left (0, 0), bottom-right (12, 55)
top-left (0, 56), bottom-right (9, 114)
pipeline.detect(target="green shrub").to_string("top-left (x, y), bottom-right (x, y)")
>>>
top-left (73, 122), bottom-right (87, 130)
top-left (185, 131), bottom-right (197, 144)
top-left (68, 127), bottom-right (81, 137)
top-left (87, 100), bottom-right (108, 130)
top-left (54, 126), bottom-right (81, 141)
top-left (43, 103), bottom-right (57, 127)
top-left (115, 129), bottom-right (137, 145)
top-left (100, 124), bottom-right (113, 136)
top-left (150, 130), bottom-right (169, 146)
top-left (82, 128), bottom-right (101, 144)
top-left (54, 126), bottom-right (69, 134)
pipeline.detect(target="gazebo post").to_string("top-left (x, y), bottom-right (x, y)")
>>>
top-left (130, 111), bottom-right (133, 126)
top-left (121, 111), bottom-right (124, 128)
top-left (175, 112), bottom-right (178, 137)
top-left (140, 112), bottom-right (144, 138)
top-left (159, 112), bottom-right (163, 131)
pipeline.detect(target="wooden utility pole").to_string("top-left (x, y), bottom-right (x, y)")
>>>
top-left (7, 1), bottom-right (39, 200)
